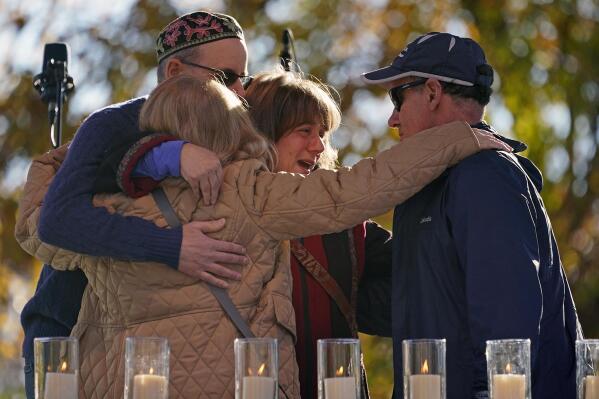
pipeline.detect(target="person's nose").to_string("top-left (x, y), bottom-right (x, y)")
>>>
top-left (230, 80), bottom-right (245, 98)
top-left (388, 109), bottom-right (400, 128)
top-left (309, 135), bottom-right (325, 154)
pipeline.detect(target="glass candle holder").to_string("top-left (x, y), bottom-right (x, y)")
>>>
top-left (402, 338), bottom-right (446, 399)
top-left (486, 339), bottom-right (531, 399)
top-left (124, 337), bottom-right (169, 399)
top-left (34, 337), bottom-right (79, 399)
top-left (577, 339), bottom-right (599, 399)
top-left (317, 338), bottom-right (361, 399)
top-left (235, 338), bottom-right (278, 399)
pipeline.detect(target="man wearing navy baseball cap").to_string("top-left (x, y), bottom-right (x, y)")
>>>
top-left (362, 32), bottom-right (580, 399)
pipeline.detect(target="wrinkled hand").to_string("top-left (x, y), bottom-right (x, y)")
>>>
top-left (179, 219), bottom-right (247, 288)
top-left (180, 143), bottom-right (223, 205)
top-left (472, 129), bottom-right (513, 152)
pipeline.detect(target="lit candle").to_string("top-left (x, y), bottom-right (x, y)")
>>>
top-left (585, 375), bottom-right (599, 399)
top-left (323, 366), bottom-right (357, 399)
top-left (409, 360), bottom-right (441, 399)
top-left (492, 364), bottom-right (525, 399)
top-left (132, 374), bottom-right (168, 399)
top-left (242, 363), bottom-right (275, 399)
top-left (242, 376), bottom-right (276, 399)
top-left (44, 372), bottom-right (78, 399)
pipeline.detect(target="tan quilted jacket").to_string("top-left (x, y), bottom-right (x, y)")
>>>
top-left (16, 121), bottom-right (485, 399)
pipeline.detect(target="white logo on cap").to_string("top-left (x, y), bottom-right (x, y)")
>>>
top-left (448, 37), bottom-right (456, 52)
top-left (417, 33), bottom-right (438, 44)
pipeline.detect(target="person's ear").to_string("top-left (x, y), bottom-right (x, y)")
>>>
top-left (165, 58), bottom-right (184, 79)
top-left (425, 79), bottom-right (443, 111)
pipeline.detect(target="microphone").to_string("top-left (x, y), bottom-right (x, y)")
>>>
top-left (33, 43), bottom-right (74, 104)
top-left (33, 43), bottom-right (75, 148)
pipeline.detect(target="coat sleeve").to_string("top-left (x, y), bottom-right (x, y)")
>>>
top-left (14, 145), bottom-right (87, 270)
top-left (446, 152), bottom-right (543, 393)
top-left (241, 121), bottom-right (486, 240)
top-left (37, 109), bottom-right (182, 268)
top-left (357, 221), bottom-right (393, 337)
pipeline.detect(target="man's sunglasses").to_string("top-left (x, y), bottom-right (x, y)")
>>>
top-left (388, 78), bottom-right (428, 111)
top-left (179, 60), bottom-right (253, 87)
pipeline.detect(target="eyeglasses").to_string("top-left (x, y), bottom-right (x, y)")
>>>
top-left (388, 78), bottom-right (427, 110)
top-left (179, 60), bottom-right (252, 87)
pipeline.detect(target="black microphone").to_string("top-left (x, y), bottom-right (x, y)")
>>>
top-left (33, 43), bottom-right (73, 104)
top-left (33, 42), bottom-right (75, 148)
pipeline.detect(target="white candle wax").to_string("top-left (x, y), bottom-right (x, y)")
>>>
top-left (585, 376), bottom-right (599, 399)
top-left (409, 374), bottom-right (441, 399)
top-left (132, 374), bottom-right (168, 399)
top-left (323, 377), bottom-right (357, 399)
top-left (44, 372), bottom-right (78, 399)
top-left (242, 376), bottom-right (276, 399)
top-left (492, 374), bottom-right (526, 399)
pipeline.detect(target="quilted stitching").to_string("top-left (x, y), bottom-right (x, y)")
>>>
top-left (15, 121), bottom-right (482, 398)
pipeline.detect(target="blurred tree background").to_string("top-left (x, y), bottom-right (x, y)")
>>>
top-left (0, 0), bottom-right (598, 397)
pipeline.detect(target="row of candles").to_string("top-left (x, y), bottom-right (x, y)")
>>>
top-left (33, 336), bottom-right (599, 399)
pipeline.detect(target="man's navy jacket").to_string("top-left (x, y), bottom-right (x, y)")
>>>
top-left (391, 129), bottom-right (581, 399)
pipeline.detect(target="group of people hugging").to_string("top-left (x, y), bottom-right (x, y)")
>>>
top-left (16, 10), bottom-right (581, 399)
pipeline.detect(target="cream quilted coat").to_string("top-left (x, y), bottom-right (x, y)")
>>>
top-left (16, 122), bottom-right (487, 399)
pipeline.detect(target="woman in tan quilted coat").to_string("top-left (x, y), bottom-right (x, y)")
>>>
top-left (17, 75), bottom-right (509, 399)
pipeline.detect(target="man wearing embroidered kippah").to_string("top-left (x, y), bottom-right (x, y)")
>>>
top-left (361, 32), bottom-right (581, 399)
top-left (20, 12), bottom-right (252, 398)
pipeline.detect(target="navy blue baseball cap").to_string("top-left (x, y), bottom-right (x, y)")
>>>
top-left (362, 32), bottom-right (494, 87)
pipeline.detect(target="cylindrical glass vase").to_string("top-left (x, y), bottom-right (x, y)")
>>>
top-left (402, 338), bottom-right (446, 399)
top-left (486, 339), bottom-right (531, 399)
top-left (234, 337), bottom-right (278, 399)
top-left (577, 339), bottom-right (599, 399)
top-left (34, 337), bottom-right (79, 399)
top-left (124, 337), bottom-right (169, 399)
top-left (317, 338), bottom-right (361, 399)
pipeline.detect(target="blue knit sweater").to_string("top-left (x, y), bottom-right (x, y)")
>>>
top-left (21, 97), bottom-right (182, 359)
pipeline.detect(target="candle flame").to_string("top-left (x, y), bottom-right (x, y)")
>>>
top-left (247, 368), bottom-right (253, 376)
top-left (257, 363), bottom-right (266, 376)
top-left (60, 361), bottom-right (68, 372)
top-left (335, 366), bottom-right (344, 377)
top-left (149, 367), bottom-right (154, 375)
top-left (421, 360), bottom-right (429, 374)
top-left (505, 363), bottom-right (512, 374)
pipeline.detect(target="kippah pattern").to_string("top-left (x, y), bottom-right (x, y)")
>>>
top-left (156, 12), bottom-right (244, 62)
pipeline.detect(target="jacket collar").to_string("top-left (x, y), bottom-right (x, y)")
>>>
top-left (470, 121), bottom-right (527, 153)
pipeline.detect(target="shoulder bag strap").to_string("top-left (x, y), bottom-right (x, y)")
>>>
top-left (151, 188), bottom-right (255, 338)
top-left (152, 187), bottom-right (296, 399)
top-left (290, 239), bottom-right (358, 336)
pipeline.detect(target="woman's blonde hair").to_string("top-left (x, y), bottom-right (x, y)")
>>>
top-left (140, 75), bottom-right (275, 171)
top-left (245, 69), bottom-right (341, 170)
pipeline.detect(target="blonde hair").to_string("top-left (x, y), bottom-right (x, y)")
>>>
top-left (245, 69), bottom-right (341, 170)
top-left (140, 75), bottom-right (275, 171)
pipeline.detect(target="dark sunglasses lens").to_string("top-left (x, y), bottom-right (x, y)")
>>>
top-left (389, 88), bottom-right (402, 110)
top-left (222, 72), bottom-right (238, 86)
top-left (212, 72), bottom-right (233, 87)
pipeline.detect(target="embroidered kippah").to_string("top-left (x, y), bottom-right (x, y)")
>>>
top-left (156, 11), bottom-right (244, 62)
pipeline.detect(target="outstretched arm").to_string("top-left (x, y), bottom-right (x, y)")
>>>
top-left (241, 121), bottom-right (511, 241)
top-left (38, 107), bottom-right (182, 265)
top-left (35, 104), bottom-right (244, 285)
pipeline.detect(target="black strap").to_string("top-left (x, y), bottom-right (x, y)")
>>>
top-left (151, 188), bottom-right (255, 339)
top-left (151, 187), bottom-right (291, 399)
